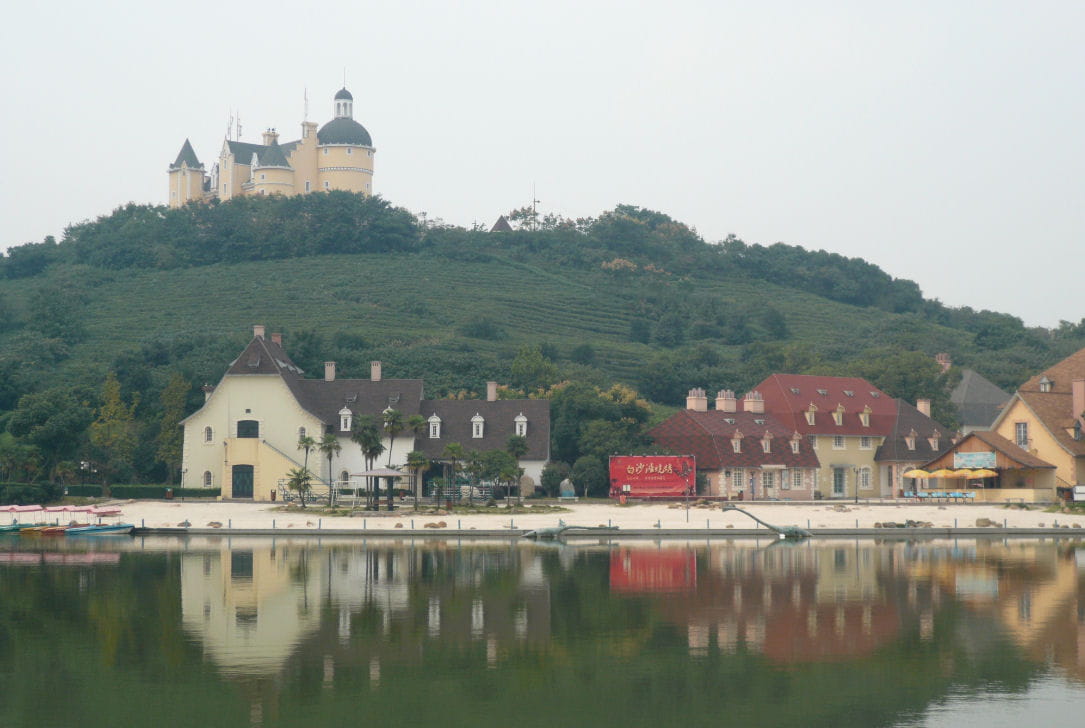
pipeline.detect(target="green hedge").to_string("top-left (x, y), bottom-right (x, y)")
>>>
top-left (64, 485), bottom-right (103, 498)
top-left (0, 482), bottom-right (62, 505)
top-left (108, 486), bottom-right (221, 500)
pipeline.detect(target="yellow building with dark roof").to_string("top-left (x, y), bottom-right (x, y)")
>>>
top-left (167, 88), bottom-right (375, 207)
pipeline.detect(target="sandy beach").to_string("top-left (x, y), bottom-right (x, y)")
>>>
top-left (70, 499), bottom-right (1085, 534)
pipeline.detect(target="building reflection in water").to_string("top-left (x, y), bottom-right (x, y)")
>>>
top-left (176, 536), bottom-right (1085, 687)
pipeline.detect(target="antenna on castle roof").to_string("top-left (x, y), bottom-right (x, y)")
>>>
top-left (343, 67), bottom-right (347, 87)
top-left (226, 111), bottom-right (234, 140)
top-left (236, 112), bottom-right (242, 141)
top-left (304, 87), bottom-right (309, 121)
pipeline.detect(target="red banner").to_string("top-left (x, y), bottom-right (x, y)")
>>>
top-left (609, 455), bottom-right (695, 498)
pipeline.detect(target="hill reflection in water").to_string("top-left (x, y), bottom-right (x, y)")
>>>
top-left (2, 536), bottom-right (1085, 728)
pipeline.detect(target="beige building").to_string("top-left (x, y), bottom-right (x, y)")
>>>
top-left (180, 325), bottom-right (550, 501)
top-left (168, 88), bottom-right (375, 207)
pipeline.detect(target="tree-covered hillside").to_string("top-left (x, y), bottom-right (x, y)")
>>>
top-left (2, 193), bottom-right (1082, 487)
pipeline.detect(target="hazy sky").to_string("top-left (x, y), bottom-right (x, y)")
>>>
top-left (3, 1), bottom-right (1082, 327)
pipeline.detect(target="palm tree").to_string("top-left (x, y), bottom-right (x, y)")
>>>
top-left (351, 415), bottom-right (384, 510)
top-left (297, 434), bottom-right (316, 469)
top-left (286, 466), bottom-right (313, 508)
top-left (440, 442), bottom-right (465, 506)
top-left (506, 434), bottom-right (529, 504)
top-left (319, 433), bottom-right (342, 507)
top-left (406, 450), bottom-right (430, 509)
top-left (382, 409), bottom-right (405, 467)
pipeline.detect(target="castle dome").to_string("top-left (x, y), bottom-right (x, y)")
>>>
top-left (317, 117), bottom-right (372, 146)
top-left (334, 87), bottom-right (353, 101)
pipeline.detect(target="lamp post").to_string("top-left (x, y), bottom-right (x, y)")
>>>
top-left (853, 466), bottom-right (860, 504)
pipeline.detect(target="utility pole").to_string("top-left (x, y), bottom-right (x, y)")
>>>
top-left (531, 184), bottom-right (540, 231)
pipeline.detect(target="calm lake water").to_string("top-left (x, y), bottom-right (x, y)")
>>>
top-left (2, 535), bottom-right (1085, 727)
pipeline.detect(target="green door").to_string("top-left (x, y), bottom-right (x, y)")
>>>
top-left (232, 465), bottom-right (254, 499)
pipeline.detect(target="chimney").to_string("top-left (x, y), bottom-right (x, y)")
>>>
top-left (935, 353), bottom-right (952, 373)
top-left (686, 388), bottom-right (708, 412)
top-left (715, 389), bottom-right (737, 413)
top-left (1073, 379), bottom-right (1085, 428)
top-left (487, 381), bottom-right (498, 402)
top-left (261, 128), bottom-right (279, 146)
top-left (201, 384), bottom-right (214, 402)
top-left (253, 324), bottom-right (266, 339)
top-left (742, 391), bottom-right (764, 414)
top-left (271, 332), bottom-right (282, 345)
top-left (370, 361), bottom-right (382, 382)
top-left (917, 398), bottom-right (931, 418)
top-left (324, 361), bottom-right (336, 382)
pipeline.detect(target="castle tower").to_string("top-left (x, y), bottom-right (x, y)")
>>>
top-left (167, 139), bottom-right (208, 208)
top-left (316, 87), bottom-right (374, 195)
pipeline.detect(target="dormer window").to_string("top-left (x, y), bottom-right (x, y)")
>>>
top-left (428, 414), bottom-right (442, 439)
top-left (1039, 376), bottom-right (1053, 393)
top-left (514, 412), bottom-right (528, 437)
top-left (832, 405), bottom-right (845, 426)
top-left (870, 391), bottom-right (880, 398)
top-left (731, 430), bottom-right (743, 453)
top-left (761, 433), bottom-right (772, 453)
top-left (843, 390), bottom-right (854, 397)
top-left (928, 430), bottom-right (940, 450)
top-left (817, 389), bottom-right (828, 396)
top-left (339, 407), bottom-right (353, 432)
top-left (471, 413), bottom-right (485, 439)
top-left (905, 429), bottom-right (917, 451)
top-left (805, 404), bottom-right (817, 426)
top-left (790, 387), bottom-right (800, 395)
top-left (790, 438), bottom-right (800, 454)
top-left (859, 406), bottom-right (871, 428)
top-left (754, 418), bottom-right (765, 425)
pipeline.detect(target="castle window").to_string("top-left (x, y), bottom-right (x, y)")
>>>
top-left (859, 467), bottom-right (872, 490)
top-left (324, 181), bottom-right (330, 189)
top-left (347, 148), bottom-right (352, 155)
top-left (515, 413), bottom-right (528, 437)
top-left (832, 405), bottom-right (844, 426)
top-left (1039, 376), bottom-right (1052, 393)
top-left (860, 436), bottom-right (872, 449)
top-left (204, 471), bottom-right (213, 487)
top-left (762, 471), bottom-right (775, 489)
top-left (471, 413), bottom-right (485, 439)
top-left (808, 435), bottom-right (818, 449)
top-left (832, 435), bottom-right (845, 449)
top-left (204, 426), bottom-right (213, 443)
top-left (761, 435), bottom-right (771, 453)
top-left (305, 181), bottom-right (311, 192)
top-left (790, 439), bottom-right (800, 454)
top-left (805, 406), bottom-right (816, 426)
top-left (731, 437), bottom-right (742, 454)
top-left (792, 470), bottom-right (803, 490)
top-left (428, 414), bottom-right (442, 439)
top-left (237, 420), bottom-right (259, 438)
top-left (339, 470), bottom-right (349, 483)
top-left (298, 427), bottom-right (307, 440)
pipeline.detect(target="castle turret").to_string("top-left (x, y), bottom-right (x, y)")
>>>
top-left (167, 139), bottom-right (208, 208)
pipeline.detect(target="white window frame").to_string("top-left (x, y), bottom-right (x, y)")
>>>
top-left (1015, 422), bottom-right (1029, 448)
top-left (833, 435), bottom-right (845, 450)
top-left (859, 467), bottom-right (872, 490)
top-left (792, 470), bottom-right (803, 490)
top-left (203, 426), bottom-right (214, 443)
top-left (762, 471), bottom-right (775, 490)
top-left (859, 436), bottom-right (872, 450)
top-left (732, 437), bottom-right (741, 453)
top-left (203, 471), bottom-right (213, 487)
top-left (809, 435), bottom-right (818, 450)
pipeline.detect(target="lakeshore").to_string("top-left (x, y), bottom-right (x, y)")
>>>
top-left (63, 499), bottom-right (1085, 537)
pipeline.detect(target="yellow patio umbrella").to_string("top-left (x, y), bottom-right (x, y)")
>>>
top-left (929, 468), bottom-right (956, 478)
top-left (951, 469), bottom-right (976, 478)
top-left (902, 468), bottom-right (930, 478)
top-left (971, 469), bottom-right (998, 478)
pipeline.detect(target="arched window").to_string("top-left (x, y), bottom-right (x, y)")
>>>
top-left (428, 414), bottom-right (442, 439)
top-left (339, 407), bottom-right (353, 432)
top-left (204, 426), bottom-right (213, 443)
top-left (514, 413), bottom-right (527, 437)
top-left (203, 471), bottom-right (213, 487)
top-left (339, 470), bottom-right (349, 483)
top-left (471, 413), bottom-right (485, 439)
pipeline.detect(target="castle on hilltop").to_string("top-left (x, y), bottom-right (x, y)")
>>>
top-left (168, 88), bottom-right (375, 207)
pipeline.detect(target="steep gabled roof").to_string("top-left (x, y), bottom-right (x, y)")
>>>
top-left (648, 410), bottom-right (819, 470)
top-left (490, 215), bottom-right (513, 232)
top-left (170, 139), bottom-right (202, 169)
top-left (257, 140), bottom-right (291, 168)
top-left (922, 430), bottom-right (1055, 470)
top-left (1014, 390), bottom-right (1085, 457)
top-left (1020, 347), bottom-right (1085, 393)
top-left (754, 374), bottom-right (897, 436)
top-left (951, 369), bottom-right (1010, 429)
top-left (875, 399), bottom-right (954, 462)
top-left (290, 378), bottom-right (424, 432)
top-left (224, 140), bottom-right (267, 165)
top-left (225, 336), bottom-right (304, 377)
top-left (417, 399), bottom-right (550, 461)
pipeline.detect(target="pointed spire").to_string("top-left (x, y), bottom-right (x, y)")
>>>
top-left (170, 139), bottom-right (202, 169)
